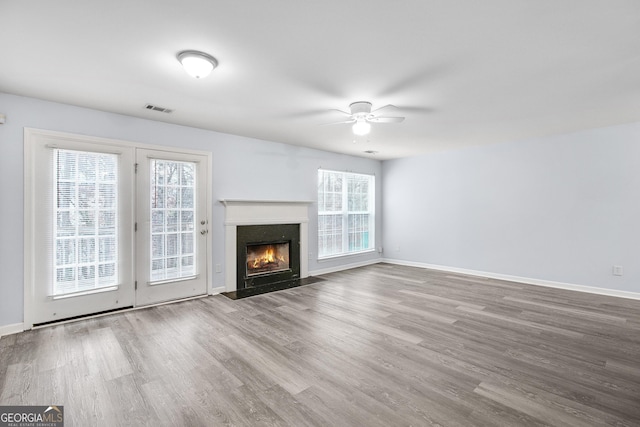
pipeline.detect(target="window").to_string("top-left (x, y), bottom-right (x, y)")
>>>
top-left (149, 159), bottom-right (197, 281)
top-left (53, 149), bottom-right (119, 295)
top-left (317, 169), bottom-right (375, 258)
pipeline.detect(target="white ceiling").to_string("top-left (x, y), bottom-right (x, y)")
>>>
top-left (1, 1), bottom-right (639, 159)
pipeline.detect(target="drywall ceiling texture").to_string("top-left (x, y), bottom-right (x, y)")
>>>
top-left (382, 122), bottom-right (640, 294)
top-left (0, 92), bottom-right (382, 329)
top-left (1, 1), bottom-right (640, 159)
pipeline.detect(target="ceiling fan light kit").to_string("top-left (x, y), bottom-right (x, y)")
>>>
top-left (177, 50), bottom-right (218, 79)
top-left (352, 118), bottom-right (371, 135)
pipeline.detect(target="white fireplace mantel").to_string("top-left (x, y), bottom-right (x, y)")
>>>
top-left (221, 199), bottom-right (313, 291)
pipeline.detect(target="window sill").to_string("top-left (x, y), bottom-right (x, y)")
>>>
top-left (317, 249), bottom-right (376, 262)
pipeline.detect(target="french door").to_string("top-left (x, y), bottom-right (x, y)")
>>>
top-left (135, 149), bottom-right (208, 306)
top-left (25, 129), bottom-right (209, 326)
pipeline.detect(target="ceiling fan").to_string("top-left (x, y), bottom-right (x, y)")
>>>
top-left (326, 101), bottom-right (405, 135)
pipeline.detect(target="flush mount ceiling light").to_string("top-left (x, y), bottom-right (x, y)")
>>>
top-left (177, 50), bottom-right (218, 79)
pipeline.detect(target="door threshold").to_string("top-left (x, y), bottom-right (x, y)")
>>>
top-left (31, 294), bottom-right (208, 330)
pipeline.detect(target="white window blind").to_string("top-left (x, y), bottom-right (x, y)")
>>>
top-left (150, 159), bottom-right (197, 282)
top-left (53, 149), bottom-right (118, 295)
top-left (318, 169), bottom-right (374, 258)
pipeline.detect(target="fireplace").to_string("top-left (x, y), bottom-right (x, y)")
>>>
top-left (221, 199), bottom-right (319, 299)
top-left (236, 223), bottom-right (300, 292)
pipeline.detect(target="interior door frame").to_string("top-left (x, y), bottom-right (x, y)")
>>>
top-left (24, 128), bottom-right (213, 329)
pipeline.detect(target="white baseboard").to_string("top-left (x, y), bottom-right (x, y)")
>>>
top-left (309, 258), bottom-right (381, 277)
top-left (0, 322), bottom-right (25, 337)
top-left (210, 286), bottom-right (226, 295)
top-left (383, 258), bottom-right (640, 301)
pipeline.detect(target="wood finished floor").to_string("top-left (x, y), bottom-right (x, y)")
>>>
top-left (1, 263), bottom-right (640, 426)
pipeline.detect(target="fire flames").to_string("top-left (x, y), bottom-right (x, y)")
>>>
top-left (252, 246), bottom-right (286, 268)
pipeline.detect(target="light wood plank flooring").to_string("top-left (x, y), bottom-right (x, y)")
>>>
top-left (1, 264), bottom-right (639, 426)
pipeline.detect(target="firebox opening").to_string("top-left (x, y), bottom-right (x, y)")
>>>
top-left (246, 242), bottom-right (290, 276)
top-left (236, 223), bottom-right (300, 293)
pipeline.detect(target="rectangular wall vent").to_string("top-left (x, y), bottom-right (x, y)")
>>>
top-left (144, 104), bottom-right (173, 114)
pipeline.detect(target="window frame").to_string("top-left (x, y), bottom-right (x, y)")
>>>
top-left (317, 169), bottom-right (375, 259)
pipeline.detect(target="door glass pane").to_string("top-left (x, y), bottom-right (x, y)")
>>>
top-left (150, 160), bottom-right (197, 281)
top-left (54, 149), bottom-right (118, 295)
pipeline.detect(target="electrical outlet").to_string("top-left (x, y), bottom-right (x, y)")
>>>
top-left (308, 252), bottom-right (313, 260)
top-left (612, 265), bottom-right (623, 276)
top-left (215, 264), bottom-right (222, 273)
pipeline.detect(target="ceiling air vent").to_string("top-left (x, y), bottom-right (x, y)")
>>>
top-left (144, 104), bottom-right (173, 114)
top-left (363, 150), bottom-right (378, 155)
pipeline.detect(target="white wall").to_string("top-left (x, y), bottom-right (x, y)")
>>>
top-left (0, 92), bottom-right (382, 329)
top-left (383, 122), bottom-right (640, 294)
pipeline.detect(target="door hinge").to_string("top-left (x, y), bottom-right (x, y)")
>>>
top-left (134, 222), bottom-right (137, 232)
top-left (135, 281), bottom-right (138, 290)
top-left (134, 163), bottom-right (138, 173)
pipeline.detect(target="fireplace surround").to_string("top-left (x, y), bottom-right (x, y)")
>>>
top-left (221, 200), bottom-right (316, 298)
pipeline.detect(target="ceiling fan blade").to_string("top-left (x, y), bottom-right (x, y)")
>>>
top-left (394, 106), bottom-right (436, 114)
top-left (370, 104), bottom-right (398, 114)
top-left (327, 108), bottom-right (352, 117)
top-left (368, 116), bottom-right (405, 123)
top-left (321, 119), bottom-right (356, 125)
